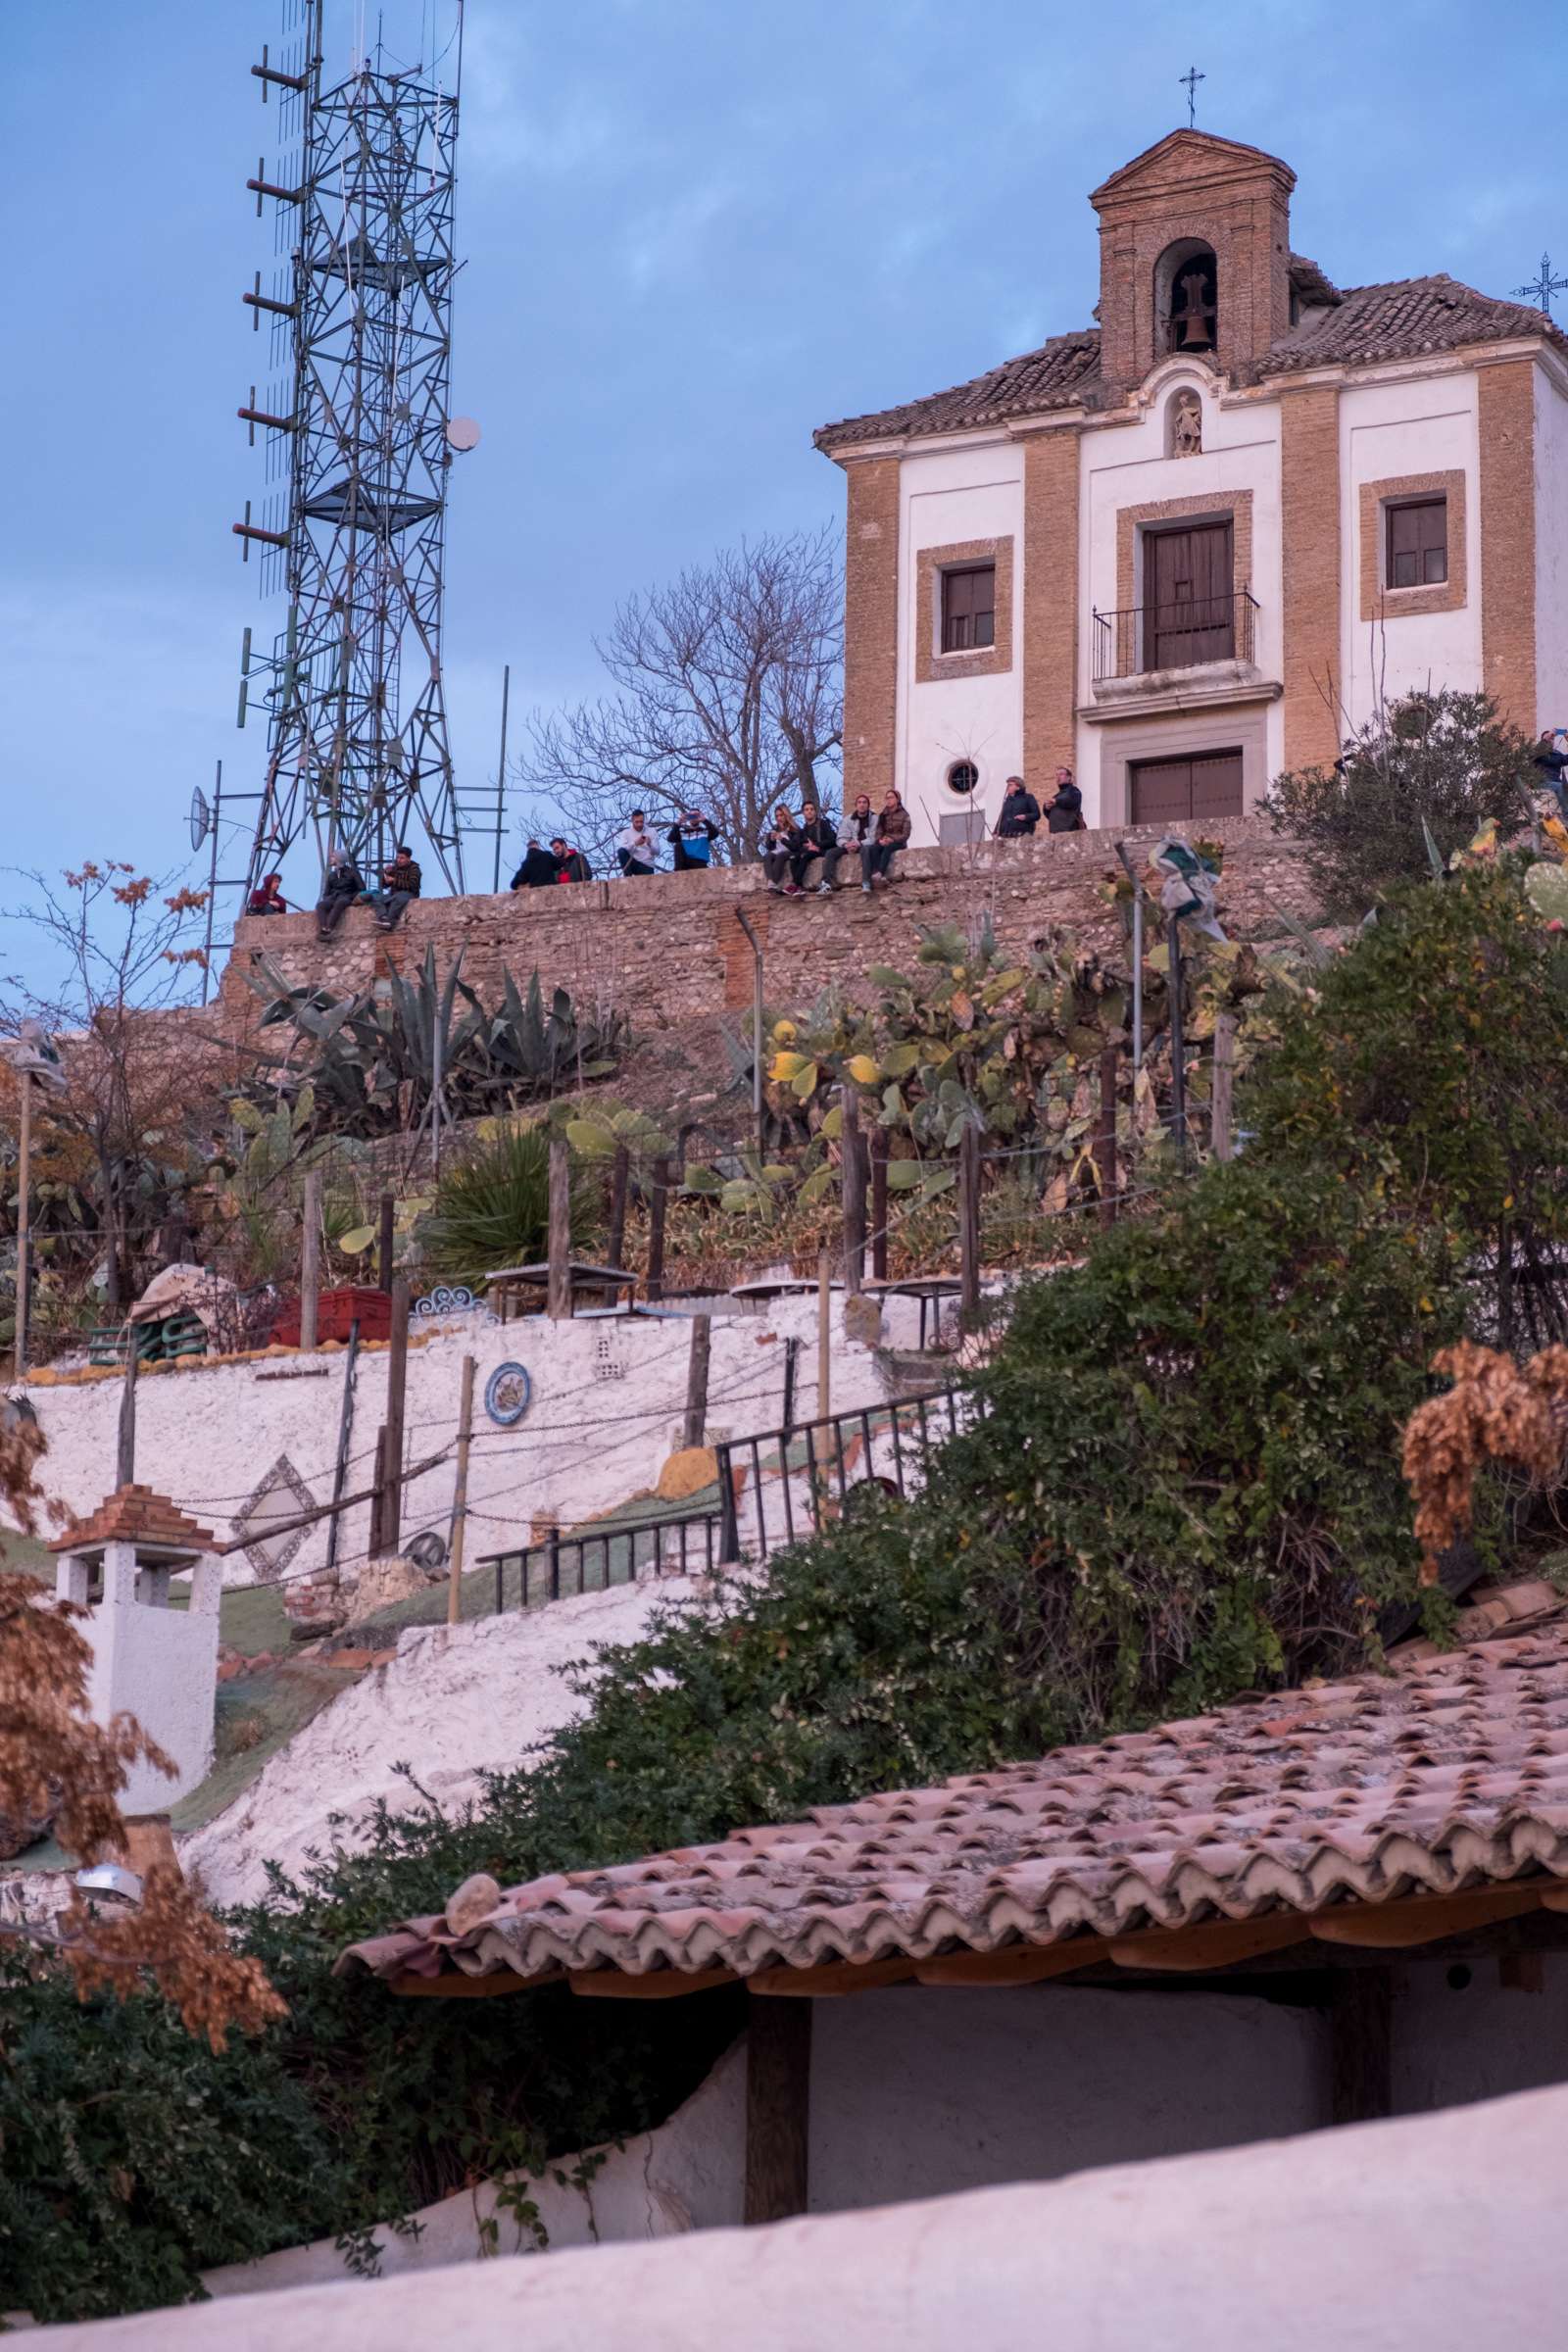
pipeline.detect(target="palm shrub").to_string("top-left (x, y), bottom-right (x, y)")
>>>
top-left (415, 1124), bottom-right (593, 1289)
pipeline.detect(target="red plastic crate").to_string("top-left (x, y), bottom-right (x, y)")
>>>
top-left (271, 1284), bottom-right (393, 1349)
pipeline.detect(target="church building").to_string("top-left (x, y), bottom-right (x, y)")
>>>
top-left (814, 130), bottom-right (1568, 844)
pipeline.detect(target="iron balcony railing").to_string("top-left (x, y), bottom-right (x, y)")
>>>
top-left (477, 1504), bottom-right (725, 1614)
top-left (1092, 588), bottom-right (1259, 684)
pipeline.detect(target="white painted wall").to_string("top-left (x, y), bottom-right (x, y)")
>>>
top-left (1339, 370), bottom-right (1482, 727)
top-left (12, 1294), bottom-right (926, 1594)
top-left (58, 1540), bottom-right (222, 1812)
top-left (64, 2081), bottom-right (1568, 2350)
top-left (1535, 360), bottom-right (1568, 730)
top-left (1077, 366), bottom-right (1286, 818)
top-left (896, 437), bottom-right (1024, 844)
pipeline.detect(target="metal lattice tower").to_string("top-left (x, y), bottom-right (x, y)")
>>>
top-left (233, 0), bottom-right (470, 894)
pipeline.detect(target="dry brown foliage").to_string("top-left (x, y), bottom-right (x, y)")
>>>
top-left (0, 1407), bottom-right (284, 2050)
top-left (1402, 1341), bottom-right (1568, 1582)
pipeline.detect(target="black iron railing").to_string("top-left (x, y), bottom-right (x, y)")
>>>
top-left (478, 1505), bottom-right (724, 1614)
top-left (715, 1388), bottom-right (970, 1565)
top-left (1092, 589), bottom-right (1258, 683)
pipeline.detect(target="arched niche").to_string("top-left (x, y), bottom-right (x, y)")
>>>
top-left (1154, 239), bottom-right (1218, 357)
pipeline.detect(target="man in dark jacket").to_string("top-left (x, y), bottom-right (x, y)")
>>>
top-left (552, 837), bottom-right (592, 884)
top-left (1044, 767), bottom-right (1084, 833)
top-left (996, 776), bottom-right (1039, 838)
top-left (510, 838), bottom-right (560, 890)
top-left (315, 850), bottom-right (364, 939)
top-left (369, 843), bottom-right (421, 931)
top-left (667, 809), bottom-right (719, 870)
top-left (791, 802), bottom-right (840, 894)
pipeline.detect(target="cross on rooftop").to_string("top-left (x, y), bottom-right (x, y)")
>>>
top-left (1514, 252), bottom-right (1568, 318)
top-left (1179, 66), bottom-right (1205, 128)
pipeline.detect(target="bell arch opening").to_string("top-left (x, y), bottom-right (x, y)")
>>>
top-left (1155, 239), bottom-right (1218, 356)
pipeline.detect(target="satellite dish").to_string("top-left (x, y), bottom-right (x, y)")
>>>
top-left (189, 785), bottom-right (213, 853)
top-left (444, 416), bottom-right (481, 453)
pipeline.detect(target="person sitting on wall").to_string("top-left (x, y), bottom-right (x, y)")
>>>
top-left (315, 849), bottom-right (365, 940)
top-left (246, 872), bottom-right (288, 916)
top-left (865, 790), bottom-right (910, 891)
top-left (1044, 766), bottom-right (1084, 833)
top-left (792, 801), bottom-right (841, 895)
top-left (995, 776), bottom-right (1040, 838)
top-left (667, 808), bottom-right (719, 870)
top-left (552, 837), bottom-right (593, 884)
top-left (364, 843), bottom-right (422, 932)
top-left (510, 837), bottom-right (560, 890)
top-left (761, 804), bottom-right (803, 894)
top-left (844, 792), bottom-right (876, 888)
top-left (615, 810), bottom-right (660, 876)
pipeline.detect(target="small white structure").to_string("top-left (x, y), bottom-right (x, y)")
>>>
top-left (51, 1484), bottom-right (222, 1813)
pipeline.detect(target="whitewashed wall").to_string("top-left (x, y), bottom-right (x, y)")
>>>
top-left (11, 1293), bottom-right (934, 1592)
top-left (1339, 369), bottom-right (1482, 726)
top-left (1535, 359), bottom-right (1568, 730)
top-left (897, 436), bottom-right (1024, 843)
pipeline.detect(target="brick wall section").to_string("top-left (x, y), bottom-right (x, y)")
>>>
top-left (1021, 429), bottom-right (1081, 783)
top-left (218, 823), bottom-right (1318, 1045)
top-left (1358, 469), bottom-right (1468, 622)
top-left (840, 456), bottom-right (901, 805)
top-left (1278, 384), bottom-right (1343, 771)
top-left (1479, 360), bottom-right (1539, 731)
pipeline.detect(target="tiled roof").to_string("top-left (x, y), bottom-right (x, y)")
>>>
top-left (1265, 272), bottom-right (1568, 373)
top-left (338, 1588), bottom-right (1568, 1989)
top-left (812, 273), bottom-right (1563, 453)
top-left (812, 331), bottom-right (1102, 453)
top-left (49, 1483), bottom-right (216, 1555)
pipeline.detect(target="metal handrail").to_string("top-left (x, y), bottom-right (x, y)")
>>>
top-left (1092, 588), bottom-right (1259, 683)
top-left (476, 1504), bottom-right (724, 1613)
top-left (714, 1386), bottom-right (972, 1566)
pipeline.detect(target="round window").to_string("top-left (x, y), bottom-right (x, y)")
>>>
top-left (946, 760), bottom-right (979, 797)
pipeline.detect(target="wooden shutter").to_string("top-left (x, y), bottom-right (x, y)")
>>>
top-left (1130, 748), bottom-right (1243, 823)
top-left (942, 565), bottom-right (997, 653)
top-left (1387, 499), bottom-right (1447, 589)
top-left (1145, 522), bottom-right (1234, 669)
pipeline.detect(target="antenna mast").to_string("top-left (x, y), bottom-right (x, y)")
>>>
top-left (233, 0), bottom-right (469, 894)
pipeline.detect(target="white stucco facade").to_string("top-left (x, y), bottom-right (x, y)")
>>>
top-left (56, 1533), bottom-right (222, 1812)
top-left (1536, 361), bottom-right (1568, 726)
top-left (1339, 367), bottom-right (1483, 719)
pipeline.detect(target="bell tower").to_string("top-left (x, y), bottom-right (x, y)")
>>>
top-left (1090, 130), bottom-right (1295, 389)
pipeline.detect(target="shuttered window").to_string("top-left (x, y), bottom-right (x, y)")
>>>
top-left (941, 565), bottom-right (996, 653)
top-left (1386, 498), bottom-right (1447, 589)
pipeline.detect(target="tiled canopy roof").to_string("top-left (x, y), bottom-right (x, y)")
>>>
top-left (339, 1588), bottom-right (1568, 1990)
top-left (813, 272), bottom-right (1563, 452)
top-left (49, 1483), bottom-right (216, 1555)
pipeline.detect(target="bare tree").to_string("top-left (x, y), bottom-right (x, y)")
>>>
top-left (515, 529), bottom-right (843, 864)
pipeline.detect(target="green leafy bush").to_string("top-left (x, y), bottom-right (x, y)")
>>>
top-left (416, 1124), bottom-right (593, 1290)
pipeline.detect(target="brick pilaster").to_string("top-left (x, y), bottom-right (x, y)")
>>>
top-left (1479, 359), bottom-right (1538, 732)
top-left (1278, 384), bottom-right (1342, 772)
top-left (1021, 427), bottom-right (1081, 786)
top-left (840, 456), bottom-right (901, 807)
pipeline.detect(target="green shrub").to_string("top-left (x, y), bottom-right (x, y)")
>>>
top-left (416, 1125), bottom-right (592, 1290)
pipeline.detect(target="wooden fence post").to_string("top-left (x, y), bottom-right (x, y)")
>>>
top-left (958, 1127), bottom-right (981, 1320)
top-left (1211, 1009), bottom-right (1238, 1163)
top-left (376, 1192), bottom-right (395, 1295)
top-left (683, 1314), bottom-right (712, 1448)
top-left (547, 1134), bottom-right (571, 1320)
top-left (300, 1166), bottom-right (322, 1352)
top-left (816, 1247), bottom-right (832, 1421)
top-left (870, 1127), bottom-right (889, 1284)
top-left (1167, 916), bottom-right (1189, 1158)
top-left (840, 1085), bottom-right (864, 1296)
top-left (116, 1334), bottom-right (139, 1489)
top-left (607, 1143), bottom-right (631, 1271)
top-left (646, 1156), bottom-right (670, 1302)
top-left (446, 1354), bottom-right (476, 1627)
top-left (379, 1277), bottom-right (410, 1556)
top-left (1095, 1045), bottom-right (1119, 1226)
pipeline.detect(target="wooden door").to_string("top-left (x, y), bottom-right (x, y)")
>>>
top-left (1144, 522), bottom-right (1234, 670)
top-left (1129, 749), bottom-right (1244, 824)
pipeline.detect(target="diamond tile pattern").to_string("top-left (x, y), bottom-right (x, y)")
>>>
top-left (339, 1610), bottom-right (1568, 1988)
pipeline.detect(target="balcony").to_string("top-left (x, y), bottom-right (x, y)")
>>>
top-left (1092, 588), bottom-right (1260, 688)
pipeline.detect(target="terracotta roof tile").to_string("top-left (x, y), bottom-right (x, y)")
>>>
top-left (339, 1613), bottom-right (1568, 1990)
top-left (812, 330), bottom-right (1102, 453)
top-left (49, 1483), bottom-right (216, 1555)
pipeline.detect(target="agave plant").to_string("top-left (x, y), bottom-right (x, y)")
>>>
top-left (241, 951), bottom-right (625, 1139)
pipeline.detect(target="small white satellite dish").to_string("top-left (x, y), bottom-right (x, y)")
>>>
top-left (190, 784), bottom-right (213, 852)
top-left (444, 416), bottom-right (481, 453)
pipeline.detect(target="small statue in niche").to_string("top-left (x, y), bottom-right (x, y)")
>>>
top-left (1171, 390), bottom-right (1202, 458)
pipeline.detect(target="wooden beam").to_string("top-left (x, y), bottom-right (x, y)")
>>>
top-left (389, 1969), bottom-right (556, 1999)
top-left (914, 1940), bottom-right (1111, 1987)
top-left (1308, 1886), bottom-right (1541, 1948)
top-left (745, 1994), bottom-right (811, 2225)
top-left (567, 1965), bottom-right (738, 1999)
top-left (1330, 1966), bottom-right (1393, 2125)
top-left (748, 1957), bottom-right (915, 1998)
top-left (1108, 1916), bottom-right (1311, 1973)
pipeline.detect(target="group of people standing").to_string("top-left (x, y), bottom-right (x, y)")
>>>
top-left (993, 767), bottom-right (1083, 837)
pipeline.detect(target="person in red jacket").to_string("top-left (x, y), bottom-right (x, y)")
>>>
top-left (246, 873), bottom-right (288, 916)
top-left (551, 837), bottom-right (592, 883)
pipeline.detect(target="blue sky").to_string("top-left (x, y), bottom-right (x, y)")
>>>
top-left (1, 0), bottom-right (1562, 963)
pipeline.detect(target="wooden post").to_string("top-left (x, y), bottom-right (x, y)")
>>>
top-left (446, 1353), bottom-right (476, 1627)
top-left (1330, 1969), bottom-right (1394, 2126)
top-left (606, 1143), bottom-right (630, 1273)
top-left (547, 1134), bottom-right (571, 1320)
top-left (368, 1423), bottom-right (388, 1560)
top-left (300, 1166), bottom-right (322, 1352)
top-left (1211, 1009), bottom-right (1238, 1163)
top-left (380, 1276), bottom-right (410, 1556)
top-left (323, 1319), bottom-right (361, 1578)
top-left (646, 1156), bottom-right (670, 1302)
top-left (1167, 916), bottom-right (1189, 1158)
top-left (376, 1192), bottom-right (395, 1295)
top-left (744, 1995), bottom-right (811, 2225)
top-left (13, 1074), bottom-right (30, 1380)
top-left (816, 1247), bottom-right (832, 1422)
top-left (682, 1314), bottom-right (711, 1448)
top-left (958, 1126), bottom-right (981, 1319)
top-left (840, 1085), bottom-right (864, 1296)
top-left (116, 1331), bottom-right (139, 1488)
top-left (870, 1127), bottom-right (889, 1284)
top-left (1095, 1045), bottom-right (1119, 1226)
